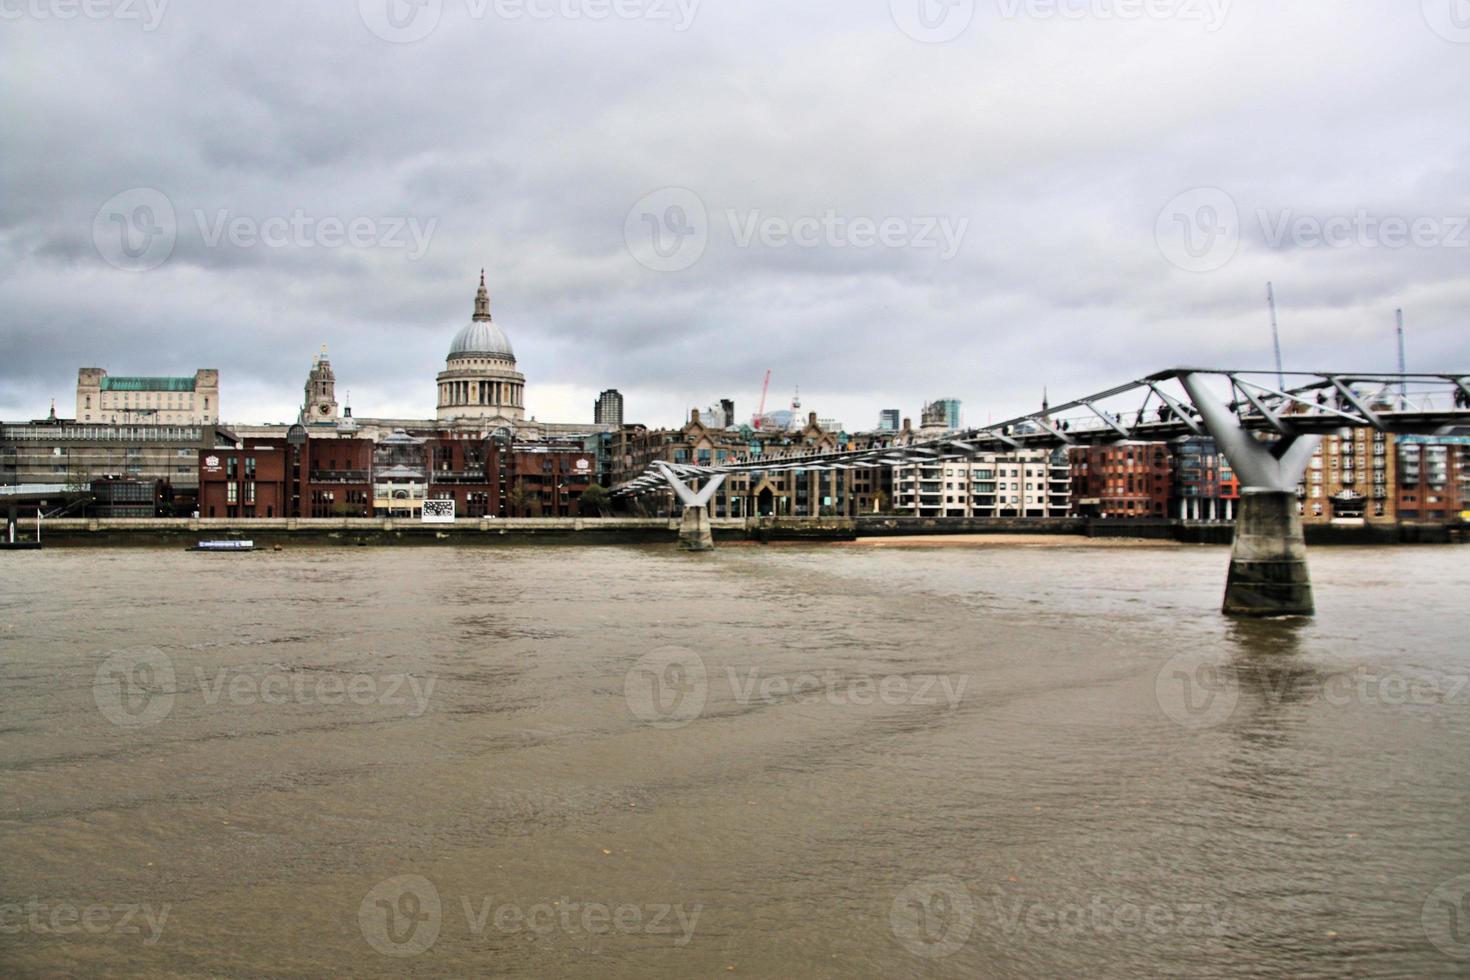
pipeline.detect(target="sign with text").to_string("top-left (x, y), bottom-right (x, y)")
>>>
top-left (422, 499), bottom-right (455, 524)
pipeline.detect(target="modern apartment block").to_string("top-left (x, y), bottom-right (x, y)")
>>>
top-left (893, 449), bottom-right (1070, 518)
top-left (1300, 428), bottom-right (1397, 523)
top-left (1394, 434), bottom-right (1469, 522)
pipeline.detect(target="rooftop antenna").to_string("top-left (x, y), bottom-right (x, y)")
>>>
top-left (1395, 308), bottom-right (1407, 409)
top-left (1266, 282), bottom-right (1285, 391)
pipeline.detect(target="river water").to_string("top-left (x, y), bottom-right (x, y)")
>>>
top-left (1, 541), bottom-right (1468, 978)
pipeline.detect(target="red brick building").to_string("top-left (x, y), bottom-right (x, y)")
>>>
top-left (198, 439), bottom-right (291, 518)
top-left (202, 431), bottom-right (595, 519)
top-left (1070, 443), bottom-right (1173, 518)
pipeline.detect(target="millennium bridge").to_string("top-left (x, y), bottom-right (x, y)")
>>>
top-left (614, 369), bottom-right (1470, 618)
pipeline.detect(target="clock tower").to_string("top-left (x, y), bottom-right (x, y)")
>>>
top-left (304, 345), bottom-right (339, 422)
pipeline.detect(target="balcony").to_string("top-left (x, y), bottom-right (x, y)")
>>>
top-left (309, 469), bottom-right (370, 483)
top-left (430, 467), bottom-right (490, 484)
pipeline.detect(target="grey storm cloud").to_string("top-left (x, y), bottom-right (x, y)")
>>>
top-left (1, 0), bottom-right (1467, 430)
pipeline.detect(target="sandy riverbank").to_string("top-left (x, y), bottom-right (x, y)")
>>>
top-left (837, 534), bottom-right (1193, 549)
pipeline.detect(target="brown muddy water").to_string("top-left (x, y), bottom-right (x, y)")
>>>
top-left (1, 543), bottom-right (1468, 978)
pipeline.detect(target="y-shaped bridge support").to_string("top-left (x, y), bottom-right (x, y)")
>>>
top-left (657, 464), bottom-right (727, 552)
top-left (1179, 374), bottom-right (1321, 617)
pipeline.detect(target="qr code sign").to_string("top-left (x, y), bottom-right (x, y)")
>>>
top-left (422, 499), bottom-right (456, 523)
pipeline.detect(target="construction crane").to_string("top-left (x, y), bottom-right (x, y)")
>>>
top-left (1396, 308), bottom-right (1407, 408)
top-left (1267, 282), bottom-right (1285, 391)
top-left (752, 369), bottom-right (772, 429)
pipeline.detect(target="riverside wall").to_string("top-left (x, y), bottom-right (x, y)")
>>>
top-left (7, 516), bottom-right (1464, 548)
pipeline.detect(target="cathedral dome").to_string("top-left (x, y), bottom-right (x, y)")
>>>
top-left (449, 320), bottom-right (514, 359)
top-left (448, 271), bottom-right (515, 360)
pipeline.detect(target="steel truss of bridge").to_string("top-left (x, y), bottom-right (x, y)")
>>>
top-left (616, 368), bottom-right (1470, 618)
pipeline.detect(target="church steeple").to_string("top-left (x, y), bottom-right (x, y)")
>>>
top-left (473, 269), bottom-right (492, 322)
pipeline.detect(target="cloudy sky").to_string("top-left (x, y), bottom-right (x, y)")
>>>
top-left (2, 0), bottom-right (1467, 431)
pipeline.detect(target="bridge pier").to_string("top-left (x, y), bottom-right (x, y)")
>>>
top-left (656, 463), bottom-right (725, 553)
top-left (678, 506), bottom-right (715, 552)
top-left (1179, 373), bottom-right (1320, 617)
top-left (1225, 489), bottom-right (1313, 616)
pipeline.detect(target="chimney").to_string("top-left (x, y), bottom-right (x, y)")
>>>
top-left (690, 408), bottom-right (700, 425)
top-left (808, 411), bottom-right (817, 427)
top-left (902, 417), bottom-right (912, 432)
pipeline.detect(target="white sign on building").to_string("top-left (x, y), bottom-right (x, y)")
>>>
top-left (422, 499), bottom-right (456, 523)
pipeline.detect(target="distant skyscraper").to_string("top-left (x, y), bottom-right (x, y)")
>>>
top-left (595, 389), bottom-right (624, 427)
top-left (920, 399), bottom-right (962, 430)
top-left (878, 409), bottom-right (901, 431)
